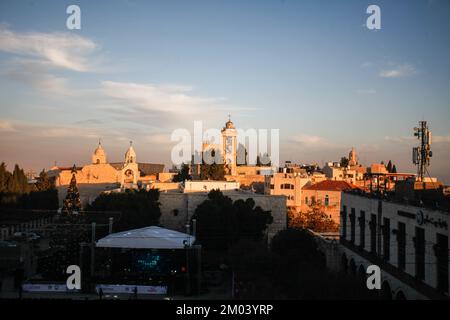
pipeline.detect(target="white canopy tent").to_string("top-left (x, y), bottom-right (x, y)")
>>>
top-left (96, 226), bottom-right (195, 249)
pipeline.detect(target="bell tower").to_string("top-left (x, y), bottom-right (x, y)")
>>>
top-left (221, 116), bottom-right (237, 176)
top-left (92, 140), bottom-right (107, 164)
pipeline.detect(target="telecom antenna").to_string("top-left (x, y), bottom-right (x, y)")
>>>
top-left (412, 121), bottom-right (432, 181)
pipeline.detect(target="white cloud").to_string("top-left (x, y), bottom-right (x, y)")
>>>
top-left (288, 134), bottom-right (330, 147)
top-left (100, 81), bottom-right (224, 115)
top-left (379, 64), bottom-right (416, 78)
top-left (144, 133), bottom-right (173, 146)
top-left (0, 27), bottom-right (97, 72)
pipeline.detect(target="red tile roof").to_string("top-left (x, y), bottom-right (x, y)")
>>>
top-left (303, 180), bottom-right (358, 191)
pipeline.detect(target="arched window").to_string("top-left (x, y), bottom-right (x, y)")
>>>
top-left (325, 195), bottom-right (329, 206)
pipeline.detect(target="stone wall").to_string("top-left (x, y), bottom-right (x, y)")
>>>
top-left (159, 191), bottom-right (287, 242)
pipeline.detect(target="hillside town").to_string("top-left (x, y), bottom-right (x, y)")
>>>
top-left (1, 118), bottom-right (448, 300)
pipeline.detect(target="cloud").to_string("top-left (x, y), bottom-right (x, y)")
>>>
top-left (0, 27), bottom-right (98, 72)
top-left (287, 134), bottom-right (331, 149)
top-left (100, 81), bottom-right (224, 115)
top-left (0, 27), bottom-right (103, 95)
top-left (5, 59), bottom-right (70, 93)
top-left (385, 134), bottom-right (450, 144)
top-left (431, 135), bottom-right (450, 143)
top-left (384, 135), bottom-right (415, 144)
top-left (0, 120), bottom-right (16, 132)
top-left (144, 133), bottom-right (174, 148)
top-left (379, 64), bottom-right (416, 78)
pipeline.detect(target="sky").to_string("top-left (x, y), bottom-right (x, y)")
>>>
top-left (0, 0), bottom-right (449, 183)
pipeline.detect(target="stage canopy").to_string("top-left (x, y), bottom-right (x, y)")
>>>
top-left (96, 226), bottom-right (195, 249)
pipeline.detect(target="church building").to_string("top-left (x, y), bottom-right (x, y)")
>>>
top-left (48, 142), bottom-right (164, 205)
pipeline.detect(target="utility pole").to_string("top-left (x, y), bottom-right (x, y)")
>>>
top-left (412, 121), bottom-right (432, 181)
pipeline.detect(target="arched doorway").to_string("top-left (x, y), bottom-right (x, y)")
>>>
top-left (395, 290), bottom-right (406, 300)
top-left (380, 281), bottom-right (393, 300)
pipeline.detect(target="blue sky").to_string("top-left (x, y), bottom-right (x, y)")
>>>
top-left (0, 0), bottom-right (449, 182)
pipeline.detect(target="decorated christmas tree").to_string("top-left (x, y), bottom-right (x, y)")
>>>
top-left (63, 164), bottom-right (81, 214)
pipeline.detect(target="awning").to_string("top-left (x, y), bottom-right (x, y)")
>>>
top-left (96, 226), bottom-right (195, 249)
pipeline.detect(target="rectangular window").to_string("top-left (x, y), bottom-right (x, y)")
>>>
top-left (397, 222), bottom-right (406, 271)
top-left (436, 233), bottom-right (449, 293)
top-left (370, 214), bottom-right (376, 253)
top-left (342, 205), bottom-right (347, 238)
top-left (305, 197), bottom-right (309, 205)
top-left (324, 195), bottom-right (329, 206)
top-left (359, 210), bottom-right (365, 250)
top-left (270, 184), bottom-right (274, 189)
top-left (350, 208), bottom-right (356, 244)
top-left (415, 227), bottom-right (425, 280)
top-left (383, 218), bottom-right (390, 261)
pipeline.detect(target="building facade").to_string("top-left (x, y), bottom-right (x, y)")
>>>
top-left (301, 180), bottom-right (358, 224)
top-left (340, 192), bottom-right (450, 299)
top-left (159, 190), bottom-right (287, 242)
top-left (49, 142), bottom-right (164, 206)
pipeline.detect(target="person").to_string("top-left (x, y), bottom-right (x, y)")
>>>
top-left (133, 286), bottom-right (138, 299)
top-left (98, 287), bottom-right (103, 300)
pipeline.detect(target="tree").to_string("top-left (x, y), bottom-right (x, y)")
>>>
top-left (200, 163), bottom-right (225, 180)
top-left (392, 164), bottom-right (397, 173)
top-left (36, 169), bottom-right (55, 191)
top-left (340, 157), bottom-right (349, 168)
top-left (10, 164), bottom-right (29, 194)
top-left (62, 165), bottom-right (81, 213)
top-left (289, 202), bottom-right (339, 233)
top-left (191, 190), bottom-right (273, 251)
top-left (88, 189), bottom-right (161, 231)
top-left (256, 153), bottom-right (271, 167)
top-left (200, 149), bottom-right (226, 180)
top-left (0, 162), bottom-right (11, 193)
top-left (173, 163), bottom-right (191, 182)
top-left (386, 160), bottom-right (393, 173)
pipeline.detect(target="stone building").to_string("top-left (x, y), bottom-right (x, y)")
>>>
top-left (190, 118), bottom-right (275, 190)
top-left (301, 180), bottom-right (359, 224)
top-left (339, 190), bottom-right (450, 299)
top-left (49, 142), bottom-right (164, 206)
top-left (157, 181), bottom-right (287, 242)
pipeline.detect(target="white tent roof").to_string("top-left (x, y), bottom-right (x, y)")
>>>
top-left (96, 226), bottom-right (195, 249)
